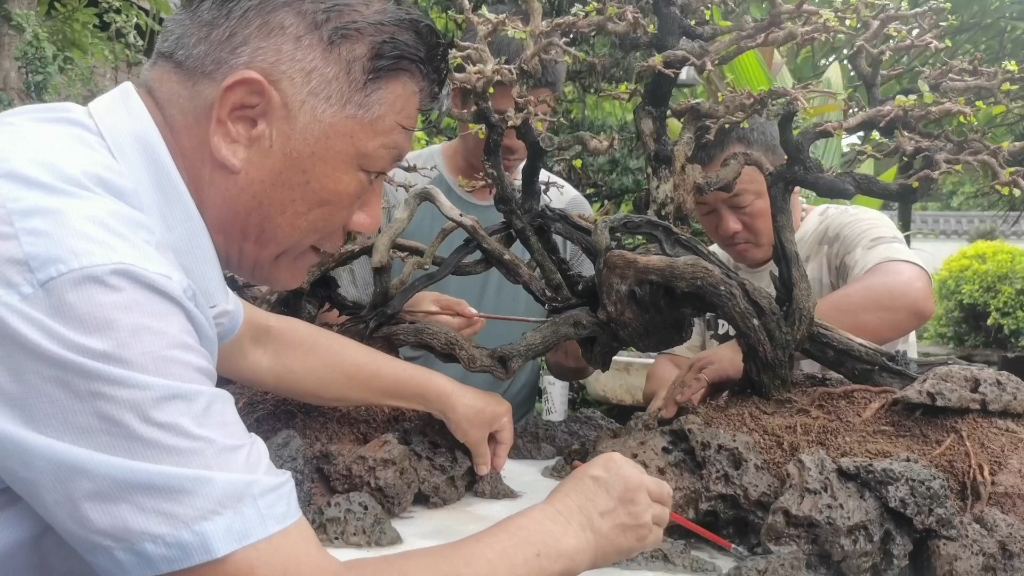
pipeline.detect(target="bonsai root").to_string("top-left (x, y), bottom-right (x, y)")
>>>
top-left (810, 385), bottom-right (898, 402)
top-left (931, 434), bottom-right (956, 458)
top-left (859, 397), bottom-right (896, 422)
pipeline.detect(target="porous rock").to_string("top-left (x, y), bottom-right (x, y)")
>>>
top-left (588, 415), bottom-right (704, 519)
top-left (615, 539), bottom-right (721, 574)
top-left (682, 416), bottom-right (781, 545)
top-left (761, 450), bottom-right (913, 576)
top-left (322, 433), bottom-right (418, 516)
top-left (897, 365), bottom-right (1024, 414)
top-left (838, 454), bottom-right (959, 538)
top-left (399, 418), bottom-right (475, 508)
top-left (473, 470), bottom-right (519, 500)
top-left (924, 509), bottom-right (1024, 575)
top-left (311, 492), bottom-right (402, 548)
top-left (510, 408), bottom-right (620, 460)
top-left (266, 429), bottom-right (314, 511)
top-left (724, 548), bottom-right (816, 576)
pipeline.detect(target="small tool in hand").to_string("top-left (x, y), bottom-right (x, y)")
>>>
top-left (570, 461), bottom-right (751, 558)
top-left (404, 308), bottom-right (548, 324)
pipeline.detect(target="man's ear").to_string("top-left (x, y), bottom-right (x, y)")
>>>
top-left (450, 87), bottom-right (471, 113)
top-left (209, 70), bottom-right (281, 173)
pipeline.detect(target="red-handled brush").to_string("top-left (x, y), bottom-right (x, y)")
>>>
top-left (668, 512), bottom-right (750, 558)
top-left (571, 461), bottom-right (750, 558)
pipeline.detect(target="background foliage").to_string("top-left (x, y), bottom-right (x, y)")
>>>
top-left (924, 240), bottom-right (1024, 350)
top-left (0, 0), bottom-right (171, 111)
top-left (5, 0), bottom-right (1024, 216)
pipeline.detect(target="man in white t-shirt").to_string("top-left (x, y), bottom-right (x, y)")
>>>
top-left (644, 119), bottom-right (935, 418)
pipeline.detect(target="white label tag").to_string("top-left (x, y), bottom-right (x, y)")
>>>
top-left (541, 375), bottom-right (569, 421)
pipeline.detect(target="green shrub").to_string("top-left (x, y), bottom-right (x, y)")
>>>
top-left (924, 240), bottom-right (1024, 350)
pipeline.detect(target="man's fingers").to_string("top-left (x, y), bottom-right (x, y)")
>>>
top-left (489, 421), bottom-right (514, 473)
top-left (645, 475), bottom-right (673, 508)
top-left (645, 526), bottom-right (665, 552)
top-left (467, 437), bottom-right (492, 476)
top-left (646, 387), bottom-right (668, 415)
top-left (463, 318), bottom-right (486, 337)
top-left (651, 503), bottom-right (671, 529)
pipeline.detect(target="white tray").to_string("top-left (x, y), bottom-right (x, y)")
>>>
top-left (327, 458), bottom-right (736, 575)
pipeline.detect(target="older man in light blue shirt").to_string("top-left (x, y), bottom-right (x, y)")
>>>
top-left (0, 1), bottom-right (671, 575)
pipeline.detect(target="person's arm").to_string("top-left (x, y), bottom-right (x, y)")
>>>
top-left (219, 300), bottom-right (512, 475)
top-left (653, 208), bottom-right (936, 412)
top-left (815, 207), bottom-right (935, 344)
top-left (173, 504), bottom-right (586, 576)
top-left (172, 451), bottom-right (672, 576)
top-left (814, 260), bottom-right (934, 345)
top-left (0, 265), bottom-right (306, 576)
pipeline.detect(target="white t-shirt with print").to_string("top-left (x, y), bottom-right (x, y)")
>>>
top-left (664, 204), bottom-right (930, 372)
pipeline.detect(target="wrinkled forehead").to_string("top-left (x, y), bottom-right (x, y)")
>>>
top-left (695, 166), bottom-right (769, 208)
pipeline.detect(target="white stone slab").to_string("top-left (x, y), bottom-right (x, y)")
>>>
top-left (327, 458), bottom-right (737, 575)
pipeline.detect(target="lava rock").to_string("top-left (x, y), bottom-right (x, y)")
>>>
top-left (322, 433), bottom-right (418, 516)
top-left (838, 454), bottom-right (959, 538)
top-left (897, 366), bottom-right (1024, 414)
top-left (924, 509), bottom-right (1024, 575)
top-left (615, 539), bottom-right (721, 574)
top-left (683, 416), bottom-right (781, 545)
top-left (266, 429), bottom-right (314, 511)
top-left (724, 548), bottom-right (816, 576)
top-left (408, 438), bottom-right (474, 508)
top-left (311, 492), bottom-right (402, 548)
top-left (589, 416), bottom-right (704, 519)
top-left (473, 470), bottom-right (519, 500)
top-left (510, 409), bottom-right (620, 460)
top-left (761, 450), bottom-right (913, 576)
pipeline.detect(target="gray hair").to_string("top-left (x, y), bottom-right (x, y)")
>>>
top-left (690, 116), bottom-right (787, 168)
top-left (144, 0), bottom-right (450, 119)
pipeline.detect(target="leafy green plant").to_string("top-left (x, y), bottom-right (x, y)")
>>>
top-left (9, 0), bottom-right (169, 105)
top-left (924, 240), bottom-right (1024, 350)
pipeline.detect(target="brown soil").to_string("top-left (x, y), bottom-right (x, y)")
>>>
top-left (696, 381), bottom-right (1024, 522)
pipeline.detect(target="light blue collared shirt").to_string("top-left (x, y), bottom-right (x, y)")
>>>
top-left (0, 82), bottom-right (301, 575)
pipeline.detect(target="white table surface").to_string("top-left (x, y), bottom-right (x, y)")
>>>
top-left (327, 458), bottom-right (737, 575)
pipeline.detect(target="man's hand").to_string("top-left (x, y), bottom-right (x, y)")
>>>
top-left (404, 291), bottom-right (486, 338)
top-left (435, 381), bottom-right (515, 476)
top-left (647, 341), bottom-right (743, 418)
top-left (541, 452), bottom-right (672, 571)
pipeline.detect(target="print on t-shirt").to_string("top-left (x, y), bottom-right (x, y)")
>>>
top-left (703, 313), bottom-right (736, 348)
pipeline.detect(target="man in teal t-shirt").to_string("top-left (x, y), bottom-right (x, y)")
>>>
top-left (330, 5), bottom-right (596, 424)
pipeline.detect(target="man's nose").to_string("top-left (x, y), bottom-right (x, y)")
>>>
top-left (348, 186), bottom-right (384, 236)
top-left (716, 210), bottom-right (744, 237)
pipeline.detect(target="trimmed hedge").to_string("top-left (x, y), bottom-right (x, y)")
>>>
top-left (924, 240), bottom-right (1024, 350)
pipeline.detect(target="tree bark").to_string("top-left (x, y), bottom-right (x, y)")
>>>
top-left (0, 0), bottom-right (37, 106)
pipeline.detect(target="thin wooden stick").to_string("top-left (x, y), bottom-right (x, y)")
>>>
top-left (404, 308), bottom-right (549, 324)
